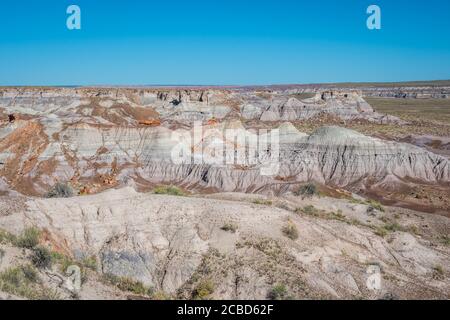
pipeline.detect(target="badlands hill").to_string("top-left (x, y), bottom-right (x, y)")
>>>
top-left (0, 87), bottom-right (449, 300)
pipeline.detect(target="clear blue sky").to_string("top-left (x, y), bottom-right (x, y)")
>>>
top-left (1, 0), bottom-right (449, 85)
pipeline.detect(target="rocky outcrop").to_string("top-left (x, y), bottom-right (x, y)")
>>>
top-left (278, 83), bottom-right (450, 99)
top-left (259, 91), bottom-right (401, 123)
top-left (1, 86), bottom-right (450, 300)
top-left (0, 188), bottom-right (448, 299)
top-left (0, 87), bottom-right (448, 203)
top-left (0, 109), bottom-right (449, 196)
top-left (0, 87), bottom-right (404, 124)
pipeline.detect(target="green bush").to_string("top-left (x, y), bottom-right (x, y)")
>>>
top-left (0, 265), bottom-right (43, 300)
top-left (20, 265), bottom-right (39, 283)
top-left (331, 210), bottom-right (347, 222)
top-left (282, 220), bottom-right (299, 240)
top-left (45, 182), bottom-right (74, 198)
top-left (153, 185), bottom-right (186, 196)
top-left (267, 284), bottom-right (288, 300)
top-left (105, 274), bottom-right (151, 296)
top-left (15, 228), bottom-right (41, 249)
top-left (373, 222), bottom-right (405, 238)
top-left (0, 229), bottom-right (15, 244)
top-left (193, 279), bottom-right (214, 300)
top-left (383, 222), bottom-right (404, 232)
top-left (299, 205), bottom-right (320, 216)
top-left (252, 199), bottom-right (273, 206)
top-left (351, 198), bottom-right (385, 212)
top-left (367, 200), bottom-right (385, 212)
top-left (82, 256), bottom-right (98, 270)
top-left (433, 265), bottom-right (445, 280)
top-left (374, 226), bottom-right (388, 238)
top-left (440, 235), bottom-right (450, 246)
top-left (31, 246), bottom-right (53, 269)
top-left (295, 183), bottom-right (318, 197)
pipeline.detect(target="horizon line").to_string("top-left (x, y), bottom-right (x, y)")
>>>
top-left (1, 79), bottom-right (450, 89)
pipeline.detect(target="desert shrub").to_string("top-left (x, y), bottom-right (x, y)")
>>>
top-left (352, 197), bottom-right (385, 212)
top-left (0, 265), bottom-right (42, 299)
top-left (193, 279), bottom-right (214, 300)
top-left (374, 226), bottom-right (388, 238)
top-left (434, 265), bottom-right (444, 274)
top-left (295, 183), bottom-right (318, 197)
top-left (433, 265), bottom-right (445, 280)
top-left (282, 220), bottom-right (299, 240)
top-left (367, 200), bottom-right (385, 212)
top-left (373, 222), bottom-right (405, 238)
top-left (0, 265), bottom-right (37, 286)
top-left (31, 246), bottom-right (53, 269)
top-left (20, 265), bottom-right (39, 283)
top-left (252, 199), bottom-right (273, 206)
top-left (0, 229), bottom-right (15, 244)
top-left (45, 182), bottom-right (74, 198)
top-left (331, 210), bottom-right (347, 222)
top-left (408, 225), bottom-right (420, 235)
top-left (153, 185), bottom-right (186, 196)
top-left (299, 205), bottom-right (320, 216)
top-left (51, 251), bottom-right (74, 272)
top-left (351, 198), bottom-right (385, 212)
top-left (383, 222), bottom-right (404, 232)
top-left (15, 227), bottom-right (41, 249)
top-left (152, 291), bottom-right (171, 300)
top-left (267, 284), bottom-right (288, 300)
top-left (105, 274), bottom-right (151, 296)
top-left (440, 235), bottom-right (450, 246)
top-left (220, 223), bottom-right (237, 233)
top-left (82, 256), bottom-right (98, 270)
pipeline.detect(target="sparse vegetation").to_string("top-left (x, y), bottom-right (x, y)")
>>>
top-left (0, 265), bottom-right (58, 300)
top-left (152, 291), bottom-right (171, 300)
top-left (82, 256), bottom-right (98, 270)
top-left (295, 183), bottom-right (318, 197)
top-left (351, 198), bottom-right (385, 212)
top-left (45, 182), bottom-right (74, 198)
top-left (383, 222), bottom-right (405, 232)
top-left (292, 92), bottom-right (316, 100)
top-left (153, 185), bottom-right (186, 196)
top-left (407, 225), bottom-right (420, 235)
top-left (282, 220), bottom-right (299, 240)
top-left (373, 226), bottom-right (388, 238)
top-left (297, 205), bottom-right (320, 216)
top-left (31, 246), bottom-right (53, 269)
top-left (50, 251), bottom-right (76, 272)
top-left (440, 235), bottom-right (450, 246)
top-left (372, 221), bottom-right (406, 238)
top-left (331, 210), bottom-right (346, 222)
top-left (14, 227), bottom-right (41, 249)
top-left (220, 223), bottom-right (237, 233)
top-left (298, 206), bottom-right (371, 229)
top-left (104, 274), bottom-right (152, 296)
top-left (366, 97), bottom-right (450, 124)
top-left (432, 265), bottom-right (445, 280)
top-left (193, 279), bottom-right (214, 300)
top-left (0, 229), bottom-right (15, 244)
top-left (252, 199), bottom-right (273, 206)
top-left (367, 200), bottom-right (385, 212)
top-left (267, 284), bottom-right (288, 300)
